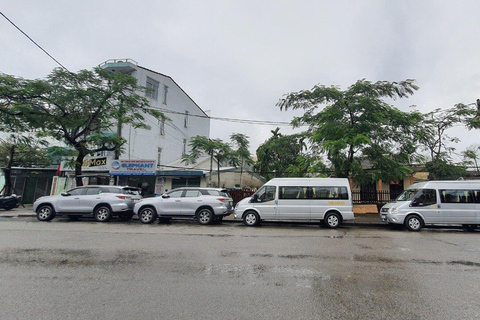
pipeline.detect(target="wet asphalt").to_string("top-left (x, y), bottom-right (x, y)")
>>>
top-left (1, 211), bottom-right (479, 319)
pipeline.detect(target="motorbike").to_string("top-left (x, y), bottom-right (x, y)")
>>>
top-left (0, 194), bottom-right (21, 210)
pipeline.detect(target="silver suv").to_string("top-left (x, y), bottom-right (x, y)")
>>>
top-left (134, 187), bottom-right (234, 224)
top-left (33, 185), bottom-right (141, 222)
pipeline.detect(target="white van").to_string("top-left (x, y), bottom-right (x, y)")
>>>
top-left (234, 178), bottom-right (354, 228)
top-left (380, 180), bottom-right (480, 231)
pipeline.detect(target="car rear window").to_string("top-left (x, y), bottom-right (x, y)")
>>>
top-left (122, 188), bottom-right (141, 196)
top-left (201, 189), bottom-right (231, 197)
top-left (104, 187), bottom-right (122, 194)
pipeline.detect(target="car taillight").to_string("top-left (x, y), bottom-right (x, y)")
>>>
top-left (116, 195), bottom-right (126, 199)
top-left (217, 197), bottom-right (227, 202)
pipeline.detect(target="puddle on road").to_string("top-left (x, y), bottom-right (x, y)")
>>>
top-left (0, 248), bottom-right (150, 267)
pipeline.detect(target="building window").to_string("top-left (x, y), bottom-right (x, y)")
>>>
top-left (159, 118), bottom-right (165, 135)
top-left (163, 85), bottom-right (168, 104)
top-left (157, 147), bottom-right (162, 166)
top-left (184, 111), bottom-right (189, 128)
top-left (146, 77), bottom-right (159, 100)
top-left (183, 139), bottom-right (187, 155)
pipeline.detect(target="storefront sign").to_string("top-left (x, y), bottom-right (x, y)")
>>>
top-left (82, 157), bottom-right (108, 170)
top-left (109, 159), bottom-right (156, 176)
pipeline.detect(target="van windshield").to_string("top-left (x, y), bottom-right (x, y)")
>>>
top-left (396, 189), bottom-right (419, 201)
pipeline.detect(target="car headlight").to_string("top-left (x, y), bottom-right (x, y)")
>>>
top-left (390, 206), bottom-right (398, 214)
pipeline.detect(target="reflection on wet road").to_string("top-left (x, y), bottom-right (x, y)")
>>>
top-left (1, 218), bottom-right (479, 319)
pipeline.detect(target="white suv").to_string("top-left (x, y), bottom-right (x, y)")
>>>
top-left (33, 185), bottom-right (141, 222)
top-left (134, 187), bottom-right (234, 224)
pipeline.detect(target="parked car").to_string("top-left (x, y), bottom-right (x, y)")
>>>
top-left (134, 187), bottom-right (234, 224)
top-left (33, 185), bottom-right (141, 222)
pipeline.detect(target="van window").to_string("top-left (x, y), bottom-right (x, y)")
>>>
top-left (412, 189), bottom-right (437, 206)
top-left (396, 189), bottom-right (419, 201)
top-left (279, 186), bottom-right (308, 199)
top-left (440, 190), bottom-right (475, 203)
top-left (312, 186), bottom-right (349, 200)
top-left (255, 186), bottom-right (276, 202)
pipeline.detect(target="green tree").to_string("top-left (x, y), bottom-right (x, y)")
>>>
top-left (425, 160), bottom-right (466, 180)
top-left (462, 145), bottom-right (480, 172)
top-left (254, 128), bottom-right (309, 180)
top-left (416, 104), bottom-right (479, 179)
top-left (182, 136), bottom-right (233, 187)
top-left (230, 133), bottom-right (254, 188)
top-left (0, 75), bottom-right (51, 194)
top-left (0, 137), bottom-right (51, 195)
top-left (0, 68), bottom-right (166, 186)
top-left (277, 79), bottom-right (422, 185)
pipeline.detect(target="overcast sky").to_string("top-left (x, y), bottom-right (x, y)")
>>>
top-left (2, 0), bottom-right (480, 160)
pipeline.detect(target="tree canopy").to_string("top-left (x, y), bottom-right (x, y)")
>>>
top-left (0, 68), bottom-right (166, 186)
top-left (254, 128), bottom-right (313, 180)
top-left (277, 79), bottom-right (423, 185)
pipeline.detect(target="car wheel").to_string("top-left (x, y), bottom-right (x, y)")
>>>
top-left (139, 207), bottom-right (158, 224)
top-left (118, 213), bottom-right (134, 221)
top-left (324, 212), bottom-right (341, 228)
top-left (94, 206), bottom-right (112, 222)
top-left (405, 214), bottom-right (423, 231)
top-left (197, 208), bottom-right (214, 225)
top-left (243, 211), bottom-right (260, 226)
top-left (67, 215), bottom-right (81, 221)
top-left (36, 205), bottom-right (56, 221)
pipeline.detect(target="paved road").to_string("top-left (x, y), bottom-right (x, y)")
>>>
top-left (1, 217), bottom-right (479, 319)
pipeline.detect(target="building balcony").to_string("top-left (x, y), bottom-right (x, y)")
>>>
top-left (98, 59), bottom-right (138, 74)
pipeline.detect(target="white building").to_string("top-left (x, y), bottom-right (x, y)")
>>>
top-left (78, 59), bottom-right (211, 195)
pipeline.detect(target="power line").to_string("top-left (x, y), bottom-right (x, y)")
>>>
top-left (158, 108), bottom-right (295, 126)
top-left (1, 11), bottom-right (69, 71)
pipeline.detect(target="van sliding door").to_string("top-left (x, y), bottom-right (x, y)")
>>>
top-left (276, 186), bottom-right (310, 220)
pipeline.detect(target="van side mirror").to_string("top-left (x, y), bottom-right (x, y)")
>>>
top-left (162, 194), bottom-right (170, 199)
top-left (61, 192), bottom-right (70, 197)
top-left (251, 194), bottom-right (258, 203)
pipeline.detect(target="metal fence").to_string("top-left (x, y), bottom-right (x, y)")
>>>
top-left (351, 190), bottom-right (402, 205)
top-left (228, 189), bottom-right (255, 205)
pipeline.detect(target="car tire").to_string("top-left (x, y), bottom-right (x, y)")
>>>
top-left (404, 214), bottom-right (423, 231)
top-left (36, 205), bottom-right (56, 221)
top-left (324, 212), bottom-right (341, 228)
top-left (118, 213), bottom-right (134, 221)
top-left (197, 208), bottom-right (214, 225)
top-left (94, 205), bottom-right (112, 222)
top-left (67, 215), bottom-right (81, 221)
top-left (243, 211), bottom-right (260, 227)
top-left (139, 207), bottom-right (158, 224)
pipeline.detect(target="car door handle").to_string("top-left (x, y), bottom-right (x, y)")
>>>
top-left (175, 200), bottom-right (181, 202)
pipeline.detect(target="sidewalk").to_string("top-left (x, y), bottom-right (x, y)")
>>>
top-left (0, 205), bottom-right (384, 226)
top-left (0, 206), bottom-right (382, 225)
top-left (0, 204), bottom-right (35, 218)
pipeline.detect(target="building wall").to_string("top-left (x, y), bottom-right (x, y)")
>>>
top-left (101, 61), bottom-right (211, 166)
